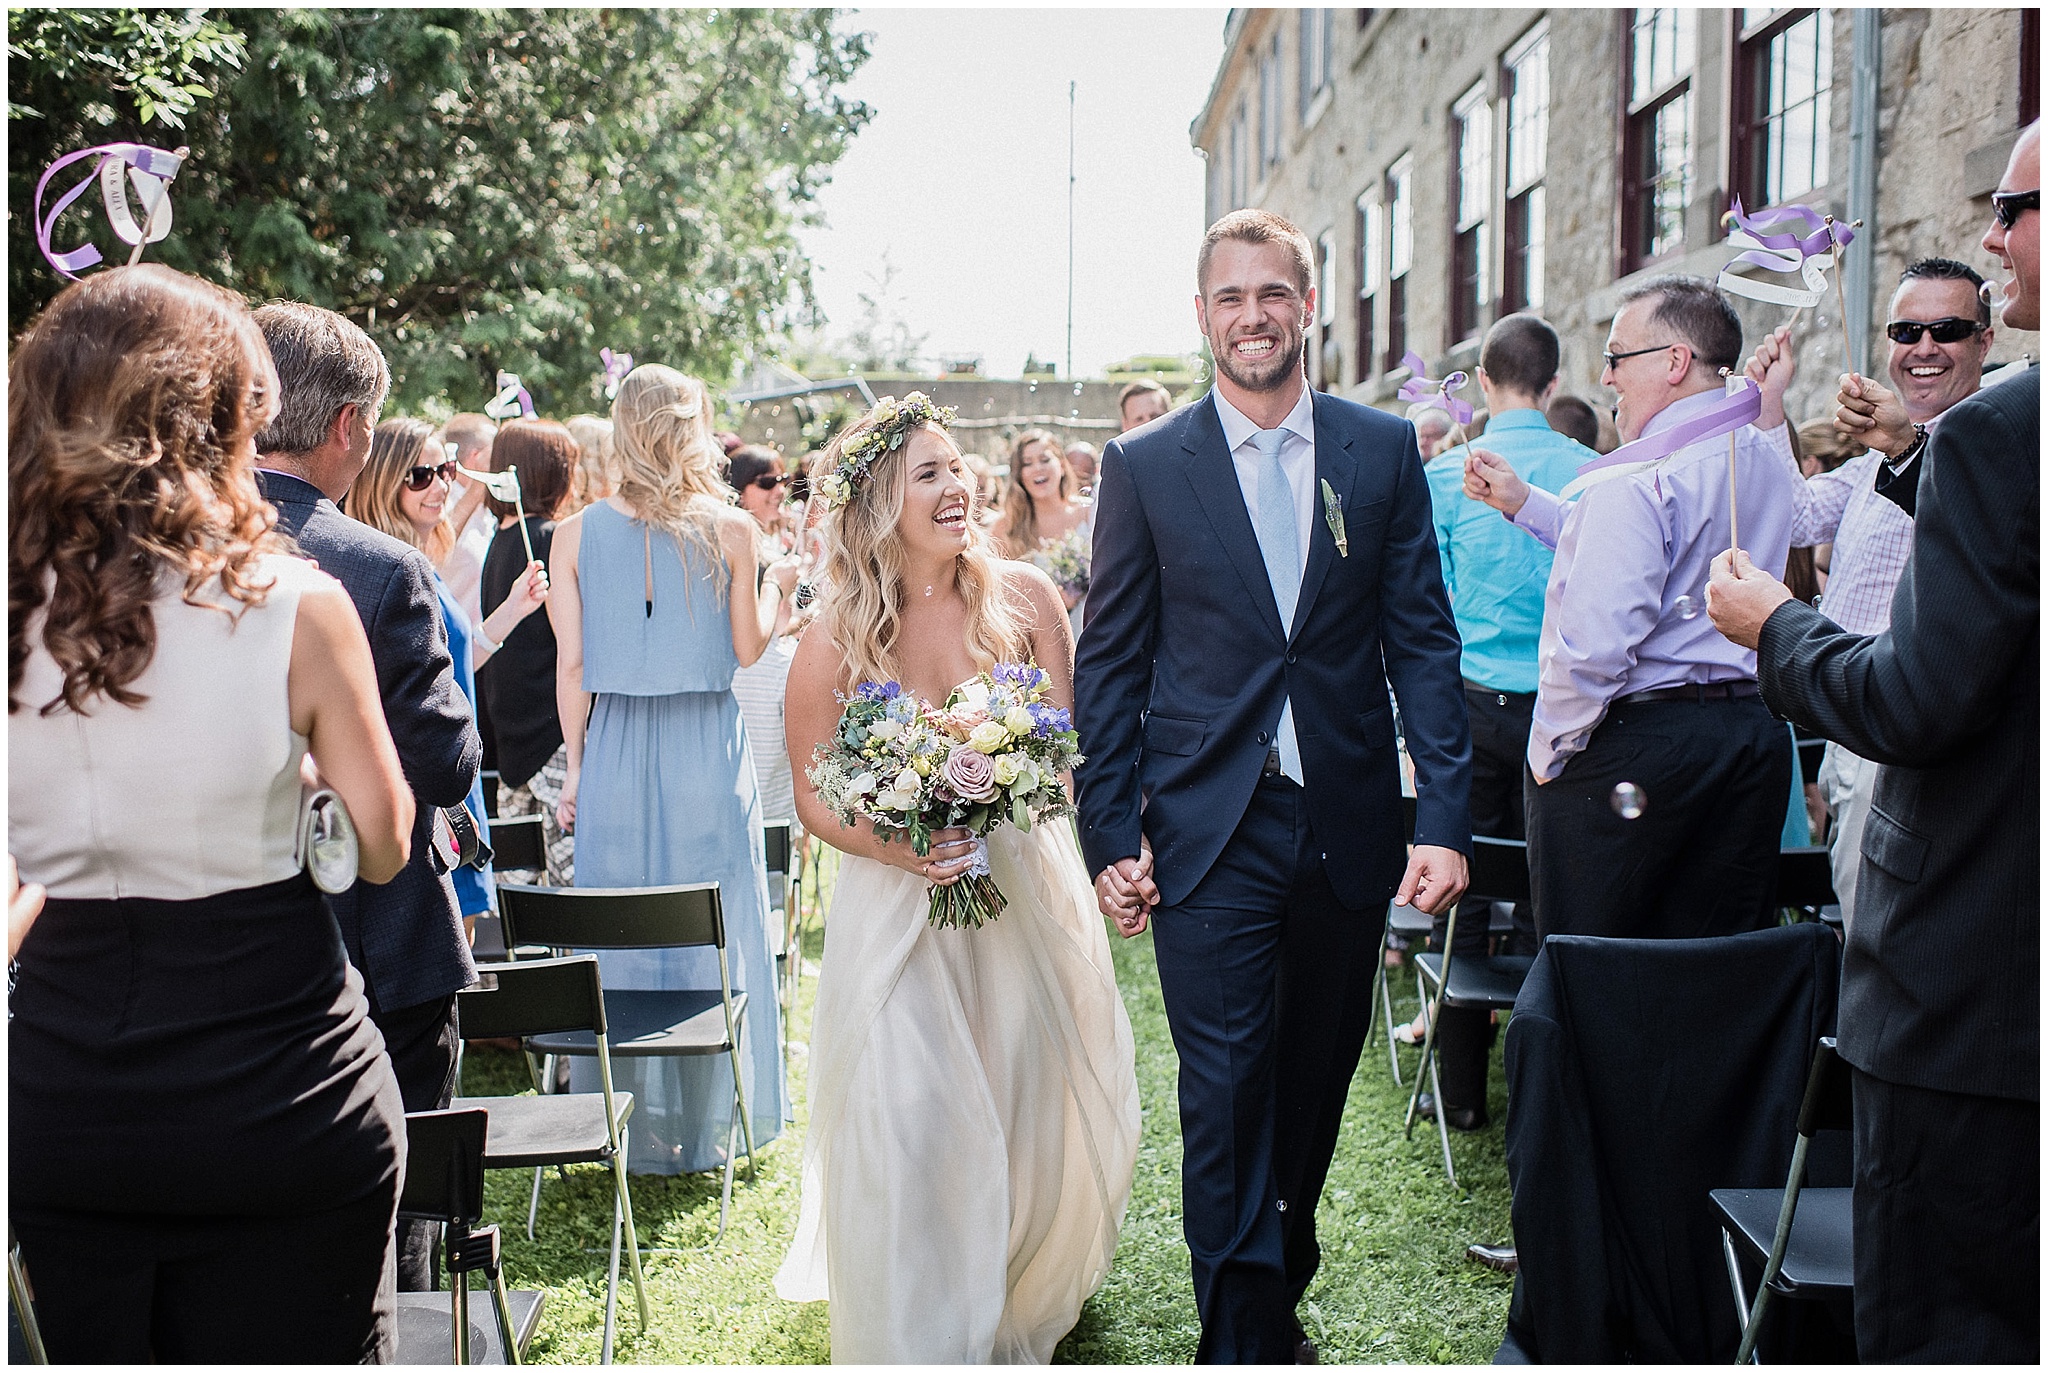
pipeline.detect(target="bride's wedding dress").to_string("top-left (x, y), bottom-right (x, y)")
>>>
top-left (774, 819), bottom-right (1140, 1363)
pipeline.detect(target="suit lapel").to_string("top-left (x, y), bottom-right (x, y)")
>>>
top-left (1288, 393), bottom-right (1358, 643)
top-left (1179, 397), bottom-right (1287, 643)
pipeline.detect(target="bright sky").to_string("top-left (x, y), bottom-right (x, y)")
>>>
top-left (797, 7), bottom-right (1228, 380)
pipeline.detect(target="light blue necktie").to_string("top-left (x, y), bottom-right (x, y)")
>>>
top-left (1250, 427), bottom-right (1303, 781)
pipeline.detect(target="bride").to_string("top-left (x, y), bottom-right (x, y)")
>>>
top-left (773, 395), bottom-right (1140, 1363)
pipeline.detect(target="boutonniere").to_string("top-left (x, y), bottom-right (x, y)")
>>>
top-left (1320, 478), bottom-right (1348, 557)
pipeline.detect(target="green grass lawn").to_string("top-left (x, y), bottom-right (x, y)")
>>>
top-left (463, 852), bottom-right (1514, 1363)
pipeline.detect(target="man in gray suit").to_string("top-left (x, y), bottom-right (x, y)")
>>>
top-left (1707, 122), bottom-right (2038, 1361)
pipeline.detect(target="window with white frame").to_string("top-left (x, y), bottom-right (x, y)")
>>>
top-left (1300, 9), bottom-right (1334, 121)
top-left (1260, 34), bottom-right (1283, 169)
top-left (1228, 97), bottom-right (1249, 210)
top-left (1387, 153), bottom-right (1413, 370)
top-left (1317, 228), bottom-right (1338, 389)
top-left (1623, 8), bottom-right (1697, 270)
top-left (1451, 82), bottom-right (1492, 343)
top-left (1503, 23), bottom-right (1549, 312)
top-left (1355, 187), bottom-right (1380, 384)
top-left (1734, 8), bottom-right (1833, 208)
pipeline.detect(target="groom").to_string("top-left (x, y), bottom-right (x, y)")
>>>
top-left (1076, 209), bottom-right (1472, 1363)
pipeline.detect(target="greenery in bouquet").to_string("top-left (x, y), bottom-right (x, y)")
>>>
top-left (1028, 526), bottom-right (1092, 599)
top-left (806, 663), bottom-right (1083, 928)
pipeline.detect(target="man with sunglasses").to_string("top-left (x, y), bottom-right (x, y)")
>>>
top-left (1709, 121), bottom-right (2038, 1362)
top-left (1735, 258), bottom-right (1993, 930)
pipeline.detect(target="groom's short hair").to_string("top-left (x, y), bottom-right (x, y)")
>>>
top-left (1198, 210), bottom-right (1314, 297)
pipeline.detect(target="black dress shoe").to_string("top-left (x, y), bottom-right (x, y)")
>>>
top-left (1291, 1320), bottom-right (1318, 1364)
top-left (1414, 1092), bottom-right (1489, 1132)
top-left (1466, 1241), bottom-right (1518, 1274)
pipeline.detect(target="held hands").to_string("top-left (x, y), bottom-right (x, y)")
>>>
top-left (1706, 548), bottom-right (1794, 650)
top-left (908, 827), bottom-right (980, 888)
top-left (1095, 834), bottom-right (1160, 938)
top-left (1744, 325), bottom-right (1796, 431)
top-left (1394, 843), bottom-right (1468, 916)
top-left (1833, 373), bottom-right (1916, 459)
top-left (1463, 448), bottom-right (1528, 516)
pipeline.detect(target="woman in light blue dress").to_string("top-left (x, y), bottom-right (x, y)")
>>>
top-left (548, 364), bottom-right (800, 1174)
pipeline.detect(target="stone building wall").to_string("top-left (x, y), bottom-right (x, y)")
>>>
top-left (1194, 7), bottom-right (2036, 432)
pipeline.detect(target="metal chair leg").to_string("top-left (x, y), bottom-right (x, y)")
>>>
top-left (1734, 1132), bottom-right (1812, 1364)
top-left (1721, 1229), bottom-right (1755, 1349)
top-left (10, 1235), bottom-right (48, 1365)
top-left (451, 1265), bottom-right (471, 1366)
top-left (611, 1125), bottom-right (650, 1330)
top-left (1372, 919), bottom-right (1404, 1086)
top-left (1404, 908), bottom-right (1459, 1136)
top-left (490, 1263), bottom-right (523, 1365)
top-left (1426, 1037), bottom-right (1459, 1187)
top-left (601, 1179), bottom-right (622, 1365)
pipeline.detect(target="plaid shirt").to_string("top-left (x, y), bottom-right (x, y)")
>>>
top-left (1769, 428), bottom-right (1916, 637)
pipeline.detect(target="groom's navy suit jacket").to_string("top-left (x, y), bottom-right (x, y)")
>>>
top-left (1075, 390), bottom-right (1472, 910)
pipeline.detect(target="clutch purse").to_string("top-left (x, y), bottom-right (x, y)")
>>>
top-left (296, 786), bottom-right (361, 894)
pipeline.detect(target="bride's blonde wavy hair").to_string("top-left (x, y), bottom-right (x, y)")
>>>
top-left (608, 363), bottom-right (732, 586)
top-left (822, 405), bottom-right (1024, 690)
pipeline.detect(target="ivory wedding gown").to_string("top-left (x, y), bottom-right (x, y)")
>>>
top-left (774, 820), bottom-right (1140, 1363)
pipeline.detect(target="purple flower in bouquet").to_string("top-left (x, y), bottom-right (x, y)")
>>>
top-left (939, 745), bottom-right (1001, 804)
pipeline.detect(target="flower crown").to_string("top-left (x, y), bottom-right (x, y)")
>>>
top-left (816, 391), bottom-right (957, 510)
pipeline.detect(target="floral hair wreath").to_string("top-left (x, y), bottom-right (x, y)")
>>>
top-left (816, 391), bottom-right (957, 510)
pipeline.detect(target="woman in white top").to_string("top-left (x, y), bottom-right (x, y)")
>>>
top-left (8, 266), bottom-right (415, 1363)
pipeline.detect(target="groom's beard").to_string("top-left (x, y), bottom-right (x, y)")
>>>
top-left (1212, 333), bottom-right (1306, 393)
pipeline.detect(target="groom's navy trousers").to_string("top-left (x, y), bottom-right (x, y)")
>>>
top-left (1077, 389), bottom-right (1471, 1362)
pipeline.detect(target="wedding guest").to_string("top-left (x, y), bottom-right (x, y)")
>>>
top-left (345, 418), bottom-right (550, 931)
top-left (1464, 276), bottom-right (1800, 942)
top-left (1795, 417), bottom-right (1859, 477)
top-left (10, 265), bottom-right (413, 1360)
top-left (1117, 377), bottom-right (1171, 432)
top-left (725, 444), bottom-right (801, 824)
top-left (1544, 394), bottom-right (1602, 452)
top-left (548, 363), bottom-right (796, 1171)
top-left (251, 301), bottom-right (481, 1291)
top-left (1417, 313), bottom-right (1590, 1136)
top-left (1740, 256), bottom-right (1995, 928)
top-left (478, 419), bottom-right (580, 883)
top-left (1706, 123), bottom-right (2038, 1362)
top-left (1406, 402), bottom-right (1456, 460)
top-left (1065, 439), bottom-right (1100, 492)
top-left (434, 412), bottom-right (499, 630)
top-left (564, 413), bottom-right (616, 509)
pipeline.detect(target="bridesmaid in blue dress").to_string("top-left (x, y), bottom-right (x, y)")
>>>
top-left (548, 364), bottom-right (799, 1173)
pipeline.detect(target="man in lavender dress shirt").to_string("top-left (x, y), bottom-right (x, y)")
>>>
top-left (1738, 258), bottom-right (1994, 929)
top-left (1464, 277), bottom-right (1800, 940)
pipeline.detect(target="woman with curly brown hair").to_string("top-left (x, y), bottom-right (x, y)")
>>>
top-left (8, 266), bottom-right (415, 1361)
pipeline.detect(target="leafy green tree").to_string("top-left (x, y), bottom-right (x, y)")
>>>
top-left (10, 8), bottom-right (871, 415)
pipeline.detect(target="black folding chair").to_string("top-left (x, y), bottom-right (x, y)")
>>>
top-left (762, 820), bottom-right (803, 1059)
top-left (1773, 845), bottom-right (1840, 926)
top-left (1406, 835), bottom-right (1537, 1186)
top-left (497, 882), bottom-right (758, 1242)
top-left (490, 813), bottom-right (548, 877)
top-left (394, 1107), bottom-right (546, 1365)
top-left (1711, 1035), bottom-right (1854, 1364)
top-left (451, 956), bottom-right (649, 1363)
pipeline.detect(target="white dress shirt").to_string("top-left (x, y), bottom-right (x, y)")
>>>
top-left (1210, 385), bottom-right (1317, 783)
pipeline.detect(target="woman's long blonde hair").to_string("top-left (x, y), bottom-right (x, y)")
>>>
top-left (608, 364), bottom-right (731, 584)
top-left (998, 427), bottom-right (1076, 553)
top-left (344, 418), bottom-right (455, 562)
top-left (821, 405), bottom-right (1024, 690)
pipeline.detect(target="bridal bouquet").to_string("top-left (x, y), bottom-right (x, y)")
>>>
top-left (1028, 526), bottom-right (1091, 600)
top-left (807, 663), bottom-right (1084, 929)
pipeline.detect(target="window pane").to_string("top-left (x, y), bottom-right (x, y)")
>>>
top-left (1455, 84), bottom-right (1491, 229)
top-left (1389, 156), bottom-right (1413, 277)
top-left (1753, 9), bottom-right (1832, 202)
top-left (1632, 8), bottom-right (1696, 104)
top-left (1524, 184), bottom-right (1546, 310)
top-left (1357, 191), bottom-right (1381, 294)
top-left (1507, 31), bottom-right (1549, 190)
top-left (1319, 230), bottom-right (1338, 325)
top-left (1648, 90), bottom-right (1692, 259)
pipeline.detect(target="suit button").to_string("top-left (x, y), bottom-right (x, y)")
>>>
top-left (1286, 652), bottom-right (1298, 665)
top-left (1257, 731), bottom-right (1270, 745)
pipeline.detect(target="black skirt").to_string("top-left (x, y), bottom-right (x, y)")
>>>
top-left (10, 871), bottom-right (404, 1218)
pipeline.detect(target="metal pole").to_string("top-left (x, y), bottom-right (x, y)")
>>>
top-left (1067, 79), bottom-right (1077, 380)
top-left (1845, 10), bottom-right (1882, 377)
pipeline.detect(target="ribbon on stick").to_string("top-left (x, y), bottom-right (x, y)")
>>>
top-left (34, 143), bottom-right (189, 280)
top-left (484, 371), bottom-right (536, 421)
top-left (1396, 350), bottom-right (1475, 425)
top-left (460, 464), bottom-right (535, 565)
top-left (600, 348), bottom-right (634, 399)
top-left (1715, 197), bottom-right (1856, 309)
top-left (1559, 378), bottom-right (1763, 500)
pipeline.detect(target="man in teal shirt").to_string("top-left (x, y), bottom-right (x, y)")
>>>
top-left (1414, 314), bottom-right (1591, 1140)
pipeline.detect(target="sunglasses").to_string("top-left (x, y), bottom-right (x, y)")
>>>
top-left (749, 472), bottom-right (791, 492)
top-left (403, 460), bottom-right (458, 492)
top-left (1991, 188), bottom-right (2038, 231)
top-left (1885, 317), bottom-right (1984, 346)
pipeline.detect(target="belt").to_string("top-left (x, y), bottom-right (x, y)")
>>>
top-left (1262, 747), bottom-right (1286, 776)
top-left (1616, 680), bottom-right (1761, 706)
top-left (1464, 680), bottom-right (1535, 705)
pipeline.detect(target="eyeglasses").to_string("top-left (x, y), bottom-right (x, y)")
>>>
top-left (1602, 342), bottom-right (1679, 372)
top-left (1991, 188), bottom-right (2039, 231)
top-left (749, 472), bottom-right (791, 492)
top-left (1885, 317), bottom-right (1985, 346)
top-left (403, 460), bottom-right (458, 491)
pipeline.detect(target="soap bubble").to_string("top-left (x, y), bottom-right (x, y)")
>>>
top-left (1073, 382), bottom-right (1084, 396)
top-left (982, 398), bottom-right (994, 412)
top-left (1674, 594), bottom-right (1701, 621)
top-left (1070, 408), bottom-right (1080, 420)
top-left (770, 404), bottom-right (782, 417)
top-left (1980, 279), bottom-right (2000, 309)
top-left (1027, 379), bottom-right (1038, 394)
top-left (1610, 782), bottom-right (1647, 820)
